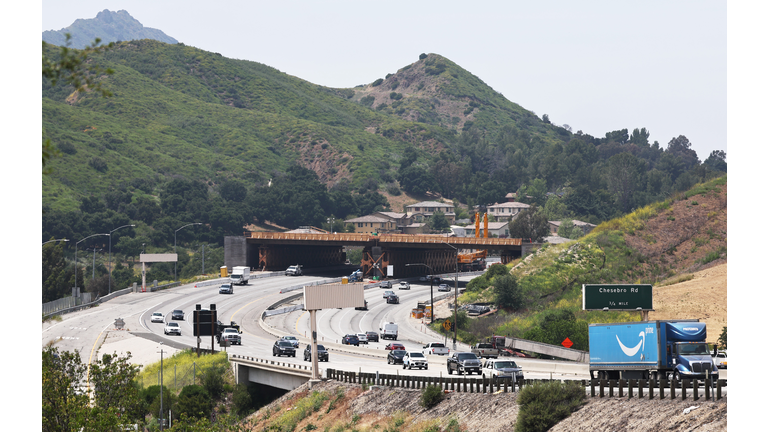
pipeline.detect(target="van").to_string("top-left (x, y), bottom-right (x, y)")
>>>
top-left (379, 321), bottom-right (398, 340)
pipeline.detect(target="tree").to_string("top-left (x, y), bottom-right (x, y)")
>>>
top-left (43, 240), bottom-right (75, 303)
top-left (43, 347), bottom-right (142, 432)
top-left (176, 385), bottom-right (212, 420)
top-left (494, 274), bottom-right (524, 310)
top-left (219, 179), bottom-right (247, 202)
top-left (717, 326), bottom-right (727, 350)
top-left (517, 179), bottom-right (548, 208)
top-left (397, 165), bottom-right (436, 195)
top-left (508, 208), bottom-right (550, 242)
top-left (428, 211), bottom-right (450, 232)
top-left (605, 152), bottom-right (645, 213)
top-left (703, 150), bottom-right (727, 172)
top-left (666, 135), bottom-right (700, 170)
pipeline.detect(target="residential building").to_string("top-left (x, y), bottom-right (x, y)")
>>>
top-left (405, 201), bottom-right (456, 224)
top-left (486, 202), bottom-right (530, 221)
top-left (344, 215), bottom-right (398, 234)
top-left (464, 221), bottom-right (510, 238)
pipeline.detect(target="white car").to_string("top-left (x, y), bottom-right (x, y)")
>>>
top-left (403, 351), bottom-right (428, 370)
top-left (437, 283), bottom-right (450, 292)
top-left (399, 281), bottom-right (410, 290)
top-left (712, 351), bottom-right (727, 369)
top-left (164, 322), bottom-right (181, 336)
top-left (151, 312), bottom-right (164, 323)
top-left (357, 333), bottom-right (369, 344)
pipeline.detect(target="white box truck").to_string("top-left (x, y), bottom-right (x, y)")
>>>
top-left (230, 266), bottom-right (250, 285)
top-left (379, 321), bottom-right (398, 340)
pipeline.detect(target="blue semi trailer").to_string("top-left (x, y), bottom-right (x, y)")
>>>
top-left (588, 320), bottom-right (719, 381)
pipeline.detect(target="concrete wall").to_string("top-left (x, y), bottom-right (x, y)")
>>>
top-left (224, 236), bottom-right (248, 270)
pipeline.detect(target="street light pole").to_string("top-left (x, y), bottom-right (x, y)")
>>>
top-left (159, 342), bottom-right (164, 431)
top-left (108, 224), bottom-right (135, 295)
top-left (405, 263), bottom-right (434, 324)
top-left (175, 223), bottom-right (202, 281)
top-left (442, 242), bottom-right (459, 351)
top-left (86, 248), bottom-right (102, 280)
top-left (42, 238), bottom-right (69, 246)
top-left (75, 234), bottom-right (108, 293)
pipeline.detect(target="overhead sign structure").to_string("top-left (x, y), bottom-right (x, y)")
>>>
top-left (582, 284), bottom-right (653, 311)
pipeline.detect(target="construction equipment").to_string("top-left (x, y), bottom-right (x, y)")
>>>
top-left (457, 212), bottom-right (489, 271)
top-left (348, 269), bottom-right (363, 282)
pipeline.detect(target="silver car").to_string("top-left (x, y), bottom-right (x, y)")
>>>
top-left (399, 281), bottom-right (410, 290)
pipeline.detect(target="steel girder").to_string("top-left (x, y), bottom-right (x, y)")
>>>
top-left (257, 245), bottom-right (344, 270)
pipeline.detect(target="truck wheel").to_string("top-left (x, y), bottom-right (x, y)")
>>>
top-left (448, 367), bottom-right (452, 375)
top-left (425, 365), bottom-right (428, 370)
top-left (673, 371), bottom-right (681, 381)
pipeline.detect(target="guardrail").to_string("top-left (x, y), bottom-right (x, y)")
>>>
top-left (326, 368), bottom-right (726, 401)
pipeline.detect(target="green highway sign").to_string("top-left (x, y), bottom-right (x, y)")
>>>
top-left (582, 284), bottom-right (653, 311)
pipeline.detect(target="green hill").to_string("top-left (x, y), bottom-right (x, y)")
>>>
top-left (454, 176), bottom-right (726, 350)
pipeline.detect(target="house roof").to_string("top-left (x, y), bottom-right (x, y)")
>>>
top-left (376, 211), bottom-right (406, 219)
top-left (467, 221), bottom-right (509, 230)
top-left (406, 201), bottom-right (454, 208)
top-left (344, 215), bottom-right (391, 223)
top-left (488, 202), bottom-right (530, 209)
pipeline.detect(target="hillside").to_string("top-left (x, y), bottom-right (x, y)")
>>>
top-left (241, 380), bottom-right (726, 432)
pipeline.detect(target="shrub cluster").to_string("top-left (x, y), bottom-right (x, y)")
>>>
top-left (515, 381), bottom-right (586, 432)
top-left (420, 384), bottom-right (444, 409)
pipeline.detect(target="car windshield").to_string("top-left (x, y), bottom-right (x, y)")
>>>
top-left (494, 361), bottom-right (518, 369)
top-left (409, 352), bottom-right (425, 358)
top-left (167, 323), bottom-right (178, 327)
top-left (223, 328), bottom-right (237, 333)
top-left (392, 350), bottom-right (406, 357)
top-left (174, 310), bottom-right (182, 313)
top-left (153, 313), bottom-right (161, 316)
top-left (278, 341), bottom-right (292, 347)
top-left (316, 345), bottom-right (325, 351)
top-left (284, 336), bottom-right (296, 340)
top-left (457, 353), bottom-right (477, 360)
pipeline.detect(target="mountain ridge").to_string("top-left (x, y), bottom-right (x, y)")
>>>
top-left (42, 9), bottom-right (178, 49)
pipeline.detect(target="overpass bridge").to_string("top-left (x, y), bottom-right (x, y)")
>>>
top-left (225, 232), bottom-right (537, 278)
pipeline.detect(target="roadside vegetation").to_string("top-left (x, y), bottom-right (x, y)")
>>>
top-left (441, 176), bottom-right (726, 355)
top-left (515, 381), bottom-right (587, 432)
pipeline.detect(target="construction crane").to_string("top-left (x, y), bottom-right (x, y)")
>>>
top-left (457, 212), bottom-right (488, 271)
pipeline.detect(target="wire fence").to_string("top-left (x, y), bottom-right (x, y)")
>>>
top-left (137, 362), bottom-right (224, 393)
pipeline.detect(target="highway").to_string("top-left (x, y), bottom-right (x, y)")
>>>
top-left (42, 268), bottom-right (725, 385)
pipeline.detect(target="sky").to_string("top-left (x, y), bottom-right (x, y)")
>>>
top-left (38, 1), bottom-right (729, 160)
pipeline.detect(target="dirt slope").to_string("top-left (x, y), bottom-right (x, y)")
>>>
top-left (649, 263), bottom-right (727, 345)
top-left (245, 380), bottom-right (727, 432)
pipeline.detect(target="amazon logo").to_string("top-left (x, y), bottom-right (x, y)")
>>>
top-left (616, 327), bottom-right (654, 358)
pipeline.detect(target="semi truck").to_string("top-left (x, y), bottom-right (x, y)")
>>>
top-left (230, 266), bottom-right (250, 285)
top-left (588, 320), bottom-right (719, 382)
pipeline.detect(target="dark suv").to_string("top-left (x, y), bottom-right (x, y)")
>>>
top-left (366, 331), bottom-right (379, 342)
top-left (272, 340), bottom-right (296, 357)
top-left (304, 344), bottom-right (329, 362)
top-left (171, 310), bottom-right (185, 320)
top-left (341, 334), bottom-right (360, 346)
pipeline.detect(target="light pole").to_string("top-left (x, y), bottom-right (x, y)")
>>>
top-left (442, 242), bottom-right (459, 351)
top-left (86, 247), bottom-right (102, 280)
top-left (327, 217), bottom-right (335, 233)
top-left (175, 223), bottom-right (202, 281)
top-left (42, 238), bottom-right (69, 246)
top-left (108, 224), bottom-right (135, 295)
top-left (159, 342), bottom-right (165, 431)
top-left (405, 263), bottom-right (434, 324)
top-left (75, 233), bottom-right (108, 293)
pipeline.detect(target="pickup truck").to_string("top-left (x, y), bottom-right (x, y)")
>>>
top-left (285, 264), bottom-right (303, 276)
top-left (471, 343), bottom-right (499, 359)
top-left (446, 352), bottom-right (482, 375)
top-left (423, 342), bottom-right (450, 356)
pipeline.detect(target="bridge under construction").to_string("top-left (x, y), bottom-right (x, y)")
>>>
top-left (225, 232), bottom-right (537, 278)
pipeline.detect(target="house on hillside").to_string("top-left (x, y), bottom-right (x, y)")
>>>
top-left (486, 202), bottom-right (530, 221)
top-left (344, 215), bottom-right (398, 234)
top-left (464, 221), bottom-right (510, 238)
top-left (405, 201), bottom-right (455, 224)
